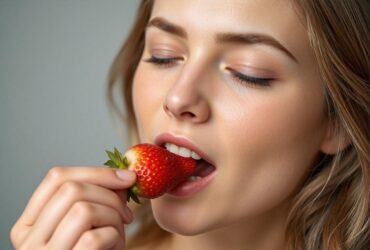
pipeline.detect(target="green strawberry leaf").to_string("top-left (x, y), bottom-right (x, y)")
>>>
top-left (104, 159), bottom-right (117, 168)
top-left (106, 150), bottom-right (119, 165)
top-left (128, 189), bottom-right (141, 204)
top-left (123, 157), bottom-right (129, 167)
top-left (114, 147), bottom-right (126, 168)
top-left (114, 147), bottom-right (122, 160)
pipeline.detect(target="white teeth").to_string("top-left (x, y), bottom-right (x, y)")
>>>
top-left (169, 143), bottom-right (179, 155)
top-left (178, 147), bottom-right (192, 157)
top-left (164, 143), bottom-right (202, 160)
top-left (188, 176), bottom-right (202, 181)
top-left (191, 151), bottom-right (201, 160)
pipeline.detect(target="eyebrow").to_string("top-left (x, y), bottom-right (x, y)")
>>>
top-left (147, 17), bottom-right (188, 39)
top-left (147, 17), bottom-right (298, 63)
top-left (215, 33), bottom-right (298, 62)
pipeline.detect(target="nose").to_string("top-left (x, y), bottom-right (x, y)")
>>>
top-left (163, 67), bottom-right (210, 123)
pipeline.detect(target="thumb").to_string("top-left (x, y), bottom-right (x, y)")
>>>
top-left (115, 169), bottom-right (137, 187)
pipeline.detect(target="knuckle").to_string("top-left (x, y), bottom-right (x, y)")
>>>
top-left (80, 231), bottom-right (102, 248)
top-left (71, 202), bottom-right (94, 221)
top-left (59, 181), bottom-right (83, 198)
top-left (80, 227), bottom-right (119, 250)
top-left (9, 223), bottom-right (30, 249)
top-left (106, 226), bottom-right (120, 239)
top-left (9, 224), bottom-right (19, 245)
top-left (46, 166), bottom-right (65, 182)
top-left (17, 238), bottom-right (39, 250)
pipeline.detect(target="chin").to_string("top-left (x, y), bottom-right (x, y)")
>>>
top-left (151, 199), bottom-right (215, 236)
top-left (154, 213), bottom-right (208, 236)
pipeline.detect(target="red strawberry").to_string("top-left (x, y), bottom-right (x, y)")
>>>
top-left (104, 143), bottom-right (197, 203)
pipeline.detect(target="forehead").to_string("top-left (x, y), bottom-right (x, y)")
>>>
top-left (152, 0), bottom-right (295, 31)
top-left (151, 0), bottom-right (311, 66)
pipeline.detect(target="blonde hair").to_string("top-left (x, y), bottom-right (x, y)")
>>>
top-left (286, 1), bottom-right (369, 249)
top-left (107, 0), bottom-right (369, 249)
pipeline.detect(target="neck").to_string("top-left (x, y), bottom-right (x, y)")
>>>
top-left (167, 203), bottom-right (289, 250)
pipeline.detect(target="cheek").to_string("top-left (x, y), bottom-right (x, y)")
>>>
top-left (132, 64), bottom-right (167, 141)
top-left (215, 85), bottom-right (327, 217)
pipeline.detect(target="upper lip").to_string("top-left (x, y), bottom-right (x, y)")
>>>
top-left (154, 133), bottom-right (214, 165)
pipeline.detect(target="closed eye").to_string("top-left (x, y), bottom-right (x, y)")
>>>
top-left (226, 67), bottom-right (272, 87)
top-left (144, 56), bottom-right (183, 68)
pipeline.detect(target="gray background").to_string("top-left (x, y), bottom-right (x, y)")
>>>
top-left (0, 1), bottom-right (139, 249)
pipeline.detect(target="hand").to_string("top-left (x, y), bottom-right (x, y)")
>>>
top-left (10, 166), bottom-right (136, 250)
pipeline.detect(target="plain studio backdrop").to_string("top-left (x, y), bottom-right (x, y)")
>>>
top-left (0, 1), bottom-right (139, 248)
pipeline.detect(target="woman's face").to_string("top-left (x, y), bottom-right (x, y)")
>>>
top-left (133, 0), bottom-right (329, 235)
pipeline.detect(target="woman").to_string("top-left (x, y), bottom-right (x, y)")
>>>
top-left (11, 0), bottom-right (369, 249)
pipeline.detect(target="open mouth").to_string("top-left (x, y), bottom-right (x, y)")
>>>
top-left (164, 142), bottom-right (216, 182)
top-left (154, 134), bottom-right (217, 197)
top-left (188, 159), bottom-right (216, 181)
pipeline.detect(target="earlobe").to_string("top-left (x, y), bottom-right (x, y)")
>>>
top-left (320, 120), bottom-right (351, 155)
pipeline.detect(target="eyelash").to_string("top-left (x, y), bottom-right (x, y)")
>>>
top-left (144, 56), bottom-right (181, 68)
top-left (226, 67), bottom-right (272, 87)
top-left (144, 56), bottom-right (272, 87)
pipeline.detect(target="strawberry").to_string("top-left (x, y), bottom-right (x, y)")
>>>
top-left (104, 143), bottom-right (197, 203)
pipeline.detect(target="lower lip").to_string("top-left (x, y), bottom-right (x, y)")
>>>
top-left (167, 170), bottom-right (217, 198)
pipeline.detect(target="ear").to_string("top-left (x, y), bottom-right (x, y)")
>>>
top-left (320, 119), bottom-right (351, 155)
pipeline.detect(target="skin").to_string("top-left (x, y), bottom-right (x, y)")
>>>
top-left (132, 0), bottom-right (338, 249)
top-left (11, 0), bottom-right (341, 249)
top-left (10, 167), bottom-right (136, 249)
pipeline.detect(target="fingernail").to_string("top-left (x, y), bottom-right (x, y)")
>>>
top-left (116, 169), bottom-right (136, 182)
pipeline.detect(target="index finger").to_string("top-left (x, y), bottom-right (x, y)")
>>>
top-left (18, 166), bottom-right (136, 226)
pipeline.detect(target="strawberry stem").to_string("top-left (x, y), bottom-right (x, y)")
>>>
top-left (104, 148), bottom-right (141, 204)
top-left (104, 148), bottom-right (128, 169)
